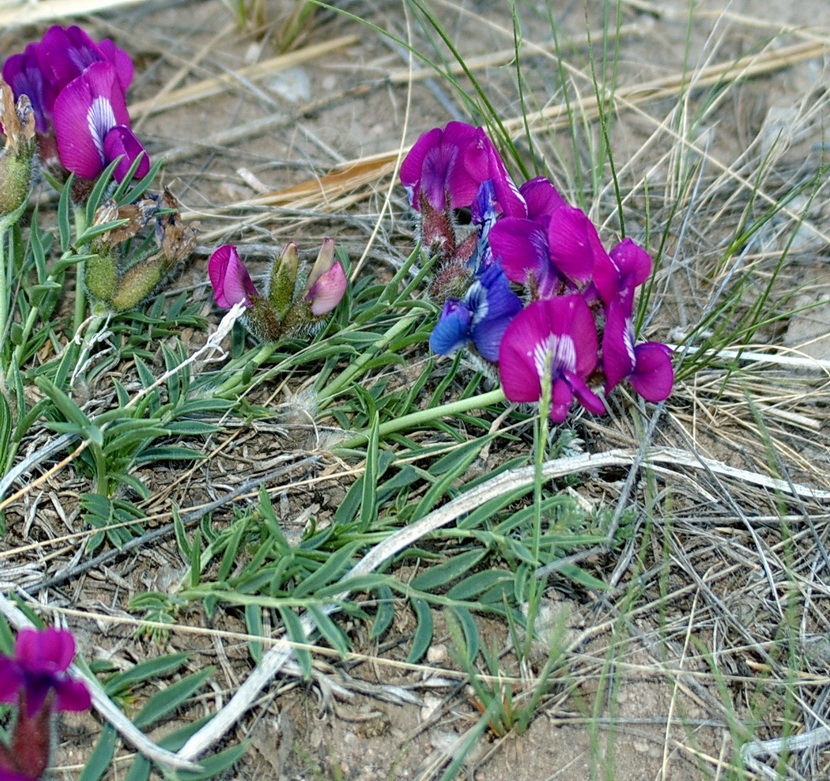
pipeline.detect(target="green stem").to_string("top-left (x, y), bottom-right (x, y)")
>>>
top-left (0, 228), bottom-right (8, 372)
top-left (73, 206), bottom-right (88, 332)
top-left (335, 388), bottom-right (506, 451)
top-left (318, 310), bottom-right (421, 404)
top-left (523, 353), bottom-right (551, 660)
top-left (216, 341), bottom-right (280, 397)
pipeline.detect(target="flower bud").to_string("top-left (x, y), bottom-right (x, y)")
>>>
top-left (305, 257), bottom-right (346, 316)
top-left (208, 245), bottom-right (259, 308)
top-left (267, 242), bottom-right (299, 318)
top-left (0, 81), bottom-right (36, 231)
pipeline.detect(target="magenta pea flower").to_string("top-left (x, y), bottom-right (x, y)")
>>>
top-left (208, 245), bottom-right (260, 308)
top-left (52, 60), bottom-right (148, 182)
top-left (602, 294), bottom-right (674, 402)
top-left (0, 627), bottom-right (90, 718)
top-left (36, 25), bottom-right (133, 116)
top-left (499, 296), bottom-right (605, 423)
top-left (400, 121), bottom-right (525, 217)
top-left (0, 627), bottom-right (91, 781)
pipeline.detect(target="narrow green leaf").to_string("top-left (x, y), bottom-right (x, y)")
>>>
top-left (133, 666), bottom-right (215, 729)
top-left (411, 549), bottom-right (486, 592)
top-left (358, 411), bottom-right (380, 531)
top-left (279, 607), bottom-right (312, 679)
top-left (172, 504), bottom-right (190, 560)
top-left (57, 176), bottom-right (74, 252)
top-left (176, 741), bottom-right (249, 781)
top-left (307, 604), bottom-right (349, 657)
top-left (370, 584), bottom-right (395, 640)
top-left (447, 569), bottom-right (514, 602)
top-left (104, 652), bottom-right (188, 696)
top-left (245, 604), bottom-right (263, 663)
top-left (78, 724), bottom-right (116, 781)
top-left (406, 598), bottom-right (433, 664)
top-left (292, 542), bottom-right (360, 597)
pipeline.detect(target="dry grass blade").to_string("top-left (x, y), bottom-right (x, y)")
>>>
top-left (131, 34), bottom-right (358, 118)
top-left (504, 40), bottom-right (828, 133)
top-left (239, 40), bottom-right (826, 219)
top-left (0, 0), bottom-right (149, 27)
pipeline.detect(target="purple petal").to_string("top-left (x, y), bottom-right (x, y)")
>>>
top-left (103, 125), bottom-right (150, 181)
top-left (520, 176), bottom-right (566, 222)
top-left (400, 127), bottom-right (443, 209)
top-left (568, 372), bottom-right (606, 416)
top-left (498, 303), bottom-right (546, 403)
top-left (430, 299), bottom-right (472, 355)
top-left (208, 245), bottom-right (259, 308)
top-left (0, 768), bottom-right (37, 781)
top-left (0, 658), bottom-right (23, 702)
top-left (38, 26), bottom-right (100, 107)
top-left (610, 238), bottom-right (652, 286)
top-left (550, 377), bottom-right (574, 422)
top-left (489, 217), bottom-right (555, 291)
top-left (54, 677), bottom-right (92, 712)
top-left (558, 295), bottom-right (600, 378)
top-left (15, 627), bottom-right (74, 673)
top-left (2, 44), bottom-right (49, 133)
top-left (630, 342), bottom-right (674, 402)
top-left (602, 297), bottom-right (636, 392)
top-left (53, 61), bottom-right (131, 179)
top-left (97, 38), bottom-right (134, 92)
top-left (547, 205), bottom-right (608, 285)
top-left (478, 136), bottom-right (526, 218)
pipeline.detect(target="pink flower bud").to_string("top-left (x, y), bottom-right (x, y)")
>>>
top-left (208, 245), bottom-right (259, 308)
top-left (306, 256), bottom-right (346, 316)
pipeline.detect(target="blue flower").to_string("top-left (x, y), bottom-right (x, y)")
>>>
top-left (430, 263), bottom-right (521, 361)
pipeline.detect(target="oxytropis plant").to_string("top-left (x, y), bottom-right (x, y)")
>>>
top-left (401, 121), bottom-right (674, 422)
top-left (0, 628), bottom-right (90, 781)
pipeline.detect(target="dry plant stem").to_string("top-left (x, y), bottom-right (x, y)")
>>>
top-left (0, 592), bottom-right (201, 772)
top-left (175, 446), bottom-right (830, 761)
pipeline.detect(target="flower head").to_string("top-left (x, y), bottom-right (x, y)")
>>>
top-left (499, 296), bottom-right (605, 422)
top-left (208, 245), bottom-right (259, 308)
top-left (52, 60), bottom-right (148, 181)
top-left (36, 25), bottom-right (133, 116)
top-left (0, 627), bottom-right (90, 718)
top-left (430, 263), bottom-right (522, 361)
top-left (400, 121), bottom-right (524, 217)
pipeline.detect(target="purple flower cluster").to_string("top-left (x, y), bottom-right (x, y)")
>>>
top-left (3, 25), bottom-right (149, 182)
top-left (0, 628), bottom-right (90, 781)
top-left (402, 121), bottom-right (673, 423)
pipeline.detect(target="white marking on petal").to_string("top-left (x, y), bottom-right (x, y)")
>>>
top-left (532, 333), bottom-right (577, 380)
top-left (87, 96), bottom-right (116, 159)
top-left (624, 317), bottom-right (636, 365)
